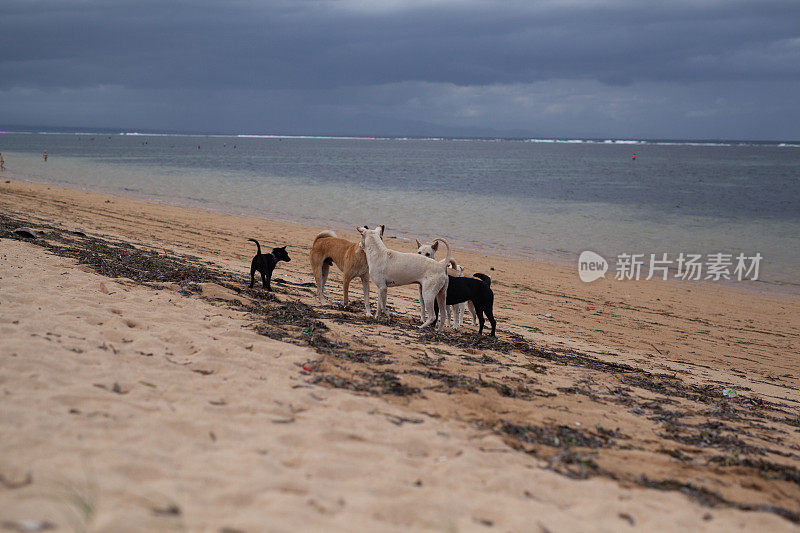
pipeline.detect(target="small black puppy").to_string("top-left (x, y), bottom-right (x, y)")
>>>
top-left (248, 238), bottom-right (291, 290)
top-left (434, 272), bottom-right (496, 336)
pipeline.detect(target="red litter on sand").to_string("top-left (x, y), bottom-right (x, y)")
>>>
top-left (302, 365), bottom-right (314, 372)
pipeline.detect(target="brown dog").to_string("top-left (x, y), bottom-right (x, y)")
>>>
top-left (309, 230), bottom-right (372, 316)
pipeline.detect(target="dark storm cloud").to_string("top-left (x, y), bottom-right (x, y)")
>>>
top-left (1, 0), bottom-right (798, 139)
top-left (2, 0), bottom-right (798, 92)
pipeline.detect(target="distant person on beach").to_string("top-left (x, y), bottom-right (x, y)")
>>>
top-left (0, 153), bottom-right (5, 170)
top-left (43, 150), bottom-right (48, 162)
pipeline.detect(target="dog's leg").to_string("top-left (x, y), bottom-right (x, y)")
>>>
top-left (376, 286), bottom-right (389, 318)
top-left (466, 300), bottom-right (477, 325)
top-left (485, 307), bottom-right (496, 336)
top-left (482, 294), bottom-right (496, 336)
top-left (360, 274), bottom-right (372, 317)
top-left (343, 273), bottom-right (353, 307)
top-left (263, 268), bottom-right (271, 291)
top-left (249, 262), bottom-right (256, 289)
top-left (477, 308), bottom-right (485, 335)
top-left (311, 257), bottom-right (322, 300)
top-left (317, 260), bottom-right (331, 304)
top-left (418, 285), bottom-right (427, 321)
top-left (383, 286), bottom-right (391, 319)
top-left (419, 284), bottom-right (439, 329)
top-left (435, 288), bottom-right (447, 331)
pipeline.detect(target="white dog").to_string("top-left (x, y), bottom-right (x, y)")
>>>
top-left (359, 226), bottom-right (450, 330)
top-left (416, 240), bottom-right (477, 328)
top-left (449, 261), bottom-right (466, 328)
top-left (415, 239), bottom-right (439, 322)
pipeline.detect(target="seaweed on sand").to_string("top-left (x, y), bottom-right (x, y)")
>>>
top-left (0, 212), bottom-right (232, 289)
top-left (708, 455), bottom-right (800, 485)
top-left (310, 371), bottom-right (420, 397)
top-left (498, 420), bottom-right (617, 451)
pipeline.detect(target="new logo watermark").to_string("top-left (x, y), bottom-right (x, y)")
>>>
top-left (578, 251), bottom-right (762, 282)
top-left (578, 251), bottom-right (609, 282)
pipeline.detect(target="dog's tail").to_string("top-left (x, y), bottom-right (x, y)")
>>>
top-left (248, 238), bottom-right (262, 256)
top-left (473, 273), bottom-right (491, 287)
top-left (313, 230), bottom-right (338, 243)
top-left (448, 259), bottom-right (458, 270)
top-left (434, 238), bottom-right (451, 270)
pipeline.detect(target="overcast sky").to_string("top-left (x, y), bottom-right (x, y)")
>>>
top-left (2, 0), bottom-right (798, 139)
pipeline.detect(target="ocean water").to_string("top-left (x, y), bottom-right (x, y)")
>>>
top-left (1, 132), bottom-right (799, 287)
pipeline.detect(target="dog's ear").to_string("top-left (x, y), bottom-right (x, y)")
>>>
top-left (432, 241), bottom-right (439, 251)
top-left (356, 226), bottom-right (365, 235)
top-left (415, 239), bottom-right (421, 248)
top-left (364, 225), bottom-right (369, 229)
top-left (379, 225), bottom-right (385, 237)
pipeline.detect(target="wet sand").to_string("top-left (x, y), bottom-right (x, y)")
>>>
top-left (1, 178), bottom-right (799, 531)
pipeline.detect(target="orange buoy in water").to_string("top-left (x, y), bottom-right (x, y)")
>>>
top-left (632, 153), bottom-right (637, 160)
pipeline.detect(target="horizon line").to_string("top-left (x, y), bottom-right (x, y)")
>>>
top-left (0, 125), bottom-right (798, 146)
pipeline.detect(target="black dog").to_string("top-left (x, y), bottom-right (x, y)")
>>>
top-left (434, 272), bottom-right (496, 336)
top-left (249, 239), bottom-right (291, 290)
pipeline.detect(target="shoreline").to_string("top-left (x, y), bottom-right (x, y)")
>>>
top-left (3, 169), bottom-right (798, 299)
top-left (2, 177), bottom-right (800, 529)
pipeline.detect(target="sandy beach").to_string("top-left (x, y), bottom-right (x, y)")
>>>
top-left (1, 178), bottom-right (799, 532)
